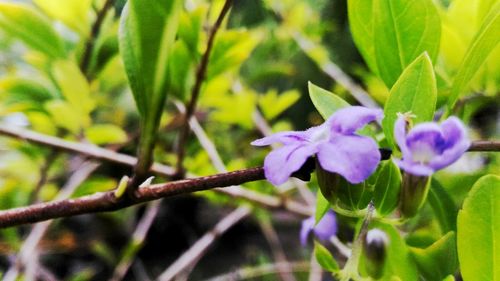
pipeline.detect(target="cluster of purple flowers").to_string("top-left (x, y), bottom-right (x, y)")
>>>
top-left (253, 106), bottom-right (470, 244)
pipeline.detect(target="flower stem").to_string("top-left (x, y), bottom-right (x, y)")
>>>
top-left (337, 201), bottom-right (375, 281)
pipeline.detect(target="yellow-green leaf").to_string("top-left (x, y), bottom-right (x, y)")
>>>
top-left (84, 124), bottom-right (128, 145)
top-left (0, 2), bottom-right (65, 58)
top-left (34, 0), bottom-right (91, 36)
top-left (52, 60), bottom-right (95, 115)
top-left (447, 2), bottom-right (500, 110)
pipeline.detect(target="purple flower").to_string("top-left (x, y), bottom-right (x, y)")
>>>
top-left (251, 106), bottom-right (383, 185)
top-left (393, 114), bottom-right (470, 176)
top-left (300, 210), bottom-right (337, 246)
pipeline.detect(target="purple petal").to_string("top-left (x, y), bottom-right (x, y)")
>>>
top-left (328, 106), bottom-right (383, 135)
top-left (263, 144), bottom-right (318, 185)
top-left (395, 115), bottom-right (411, 157)
top-left (316, 135), bottom-right (381, 184)
top-left (251, 131), bottom-right (309, 146)
top-left (313, 211), bottom-right (337, 242)
top-left (300, 216), bottom-right (315, 246)
top-left (428, 117), bottom-right (470, 170)
top-left (405, 123), bottom-right (445, 154)
top-left (393, 158), bottom-right (434, 176)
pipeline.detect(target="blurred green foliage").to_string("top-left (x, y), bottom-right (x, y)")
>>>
top-left (0, 0), bottom-right (498, 280)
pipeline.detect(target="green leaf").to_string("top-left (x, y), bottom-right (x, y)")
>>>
top-left (410, 232), bottom-right (458, 280)
top-left (44, 100), bottom-right (89, 134)
top-left (119, 0), bottom-right (182, 172)
top-left (169, 40), bottom-right (194, 101)
top-left (84, 124), bottom-right (128, 145)
top-left (178, 6), bottom-right (205, 56)
top-left (119, 0), bottom-right (182, 117)
top-left (359, 222), bottom-right (418, 281)
top-left (33, 0), bottom-right (91, 36)
top-left (447, 2), bottom-right (500, 110)
top-left (382, 53), bottom-right (437, 148)
top-left (457, 175), bottom-right (500, 281)
top-left (308, 82), bottom-right (349, 120)
top-left (315, 191), bottom-right (330, 224)
top-left (259, 89), bottom-right (300, 120)
top-left (348, 0), bottom-right (378, 74)
top-left (373, 160), bottom-right (402, 216)
top-left (0, 2), bottom-right (65, 58)
top-left (428, 179), bottom-right (458, 233)
top-left (349, 0), bottom-right (441, 88)
top-left (314, 241), bottom-right (339, 272)
top-left (207, 30), bottom-right (260, 79)
top-left (52, 60), bottom-right (95, 115)
top-left (0, 77), bottom-right (54, 110)
top-left (373, 0), bottom-right (440, 88)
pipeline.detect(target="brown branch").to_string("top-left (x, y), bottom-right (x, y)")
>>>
top-left (468, 140), bottom-right (500, 151)
top-left (0, 124), bottom-right (312, 217)
top-left (0, 167), bottom-right (264, 228)
top-left (175, 0), bottom-right (233, 177)
top-left (79, 0), bottom-right (114, 76)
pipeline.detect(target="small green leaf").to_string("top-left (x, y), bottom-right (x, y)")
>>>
top-left (314, 241), bottom-right (339, 273)
top-left (0, 2), bottom-right (65, 58)
top-left (33, 0), bottom-right (91, 36)
top-left (447, 2), bottom-right (500, 110)
top-left (207, 30), bottom-right (260, 79)
top-left (308, 82), bottom-right (349, 120)
top-left (52, 60), bottom-right (95, 115)
top-left (315, 191), bottom-right (330, 224)
top-left (44, 100), bottom-right (89, 134)
top-left (84, 124), bottom-right (128, 145)
top-left (178, 6), bottom-right (205, 56)
top-left (259, 89), bottom-right (300, 120)
top-left (410, 232), bottom-right (458, 280)
top-left (382, 53), bottom-right (437, 148)
top-left (428, 179), bottom-right (458, 233)
top-left (373, 0), bottom-right (441, 88)
top-left (457, 175), bottom-right (500, 281)
top-left (0, 77), bottom-right (54, 109)
top-left (373, 160), bottom-right (402, 216)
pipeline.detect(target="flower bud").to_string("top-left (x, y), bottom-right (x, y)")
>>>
top-left (399, 172), bottom-right (430, 218)
top-left (316, 159), bottom-right (342, 205)
top-left (362, 228), bottom-right (389, 279)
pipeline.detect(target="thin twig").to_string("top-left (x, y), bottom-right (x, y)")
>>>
top-left (79, 0), bottom-right (114, 76)
top-left (29, 150), bottom-right (58, 203)
top-left (0, 124), bottom-right (176, 175)
top-left (204, 261), bottom-right (310, 281)
top-left (156, 206), bottom-right (251, 281)
top-left (110, 201), bottom-right (161, 281)
top-left (259, 220), bottom-right (297, 281)
top-left (468, 140), bottom-right (500, 151)
top-left (308, 254), bottom-right (322, 281)
top-left (0, 124), bottom-right (312, 218)
top-left (3, 161), bottom-right (100, 281)
top-left (175, 0), bottom-right (234, 177)
top-left (292, 33), bottom-right (380, 109)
